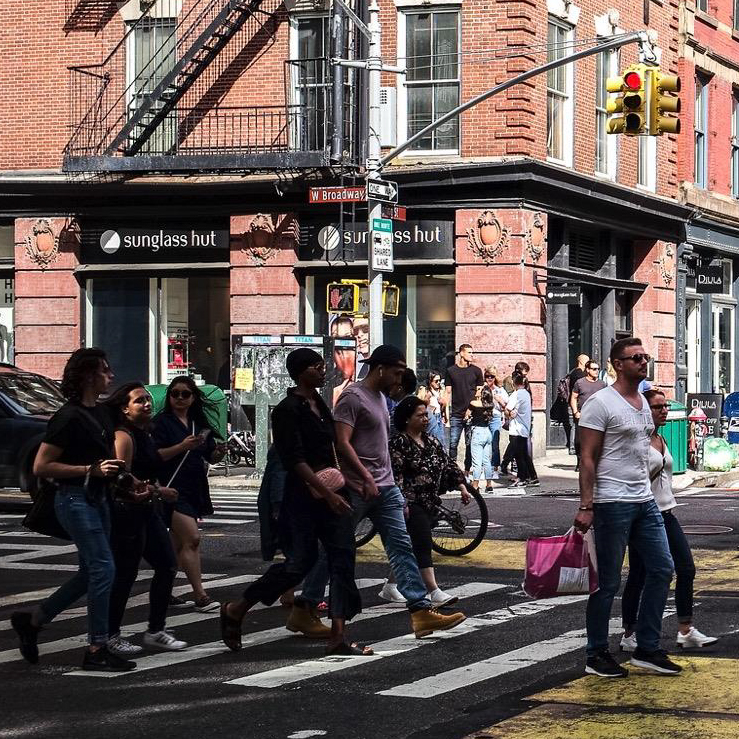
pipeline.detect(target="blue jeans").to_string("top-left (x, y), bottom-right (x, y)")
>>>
top-left (585, 499), bottom-right (673, 656)
top-left (427, 410), bottom-right (445, 446)
top-left (296, 547), bottom-right (330, 608)
top-left (39, 486), bottom-right (115, 645)
top-left (449, 417), bottom-right (471, 471)
top-left (470, 426), bottom-right (493, 481)
top-left (350, 485), bottom-right (432, 611)
top-left (488, 416), bottom-right (502, 468)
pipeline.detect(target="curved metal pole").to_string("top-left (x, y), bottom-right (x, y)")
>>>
top-left (380, 31), bottom-right (644, 167)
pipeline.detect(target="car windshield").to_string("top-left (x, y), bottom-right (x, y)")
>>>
top-left (0, 374), bottom-right (64, 416)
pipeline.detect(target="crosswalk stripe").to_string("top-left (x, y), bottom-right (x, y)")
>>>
top-left (225, 592), bottom-right (584, 689)
top-left (66, 582), bottom-right (504, 679)
top-left (201, 518), bottom-right (255, 525)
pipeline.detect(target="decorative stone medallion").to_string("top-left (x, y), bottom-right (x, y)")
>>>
top-left (525, 212), bottom-right (546, 262)
top-left (467, 210), bottom-right (510, 265)
top-left (658, 244), bottom-right (675, 286)
top-left (241, 214), bottom-right (277, 265)
top-left (25, 218), bottom-right (60, 270)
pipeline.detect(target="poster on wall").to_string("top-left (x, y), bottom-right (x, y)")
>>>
top-left (328, 314), bottom-right (369, 404)
top-left (0, 276), bottom-right (14, 364)
top-left (686, 393), bottom-right (723, 438)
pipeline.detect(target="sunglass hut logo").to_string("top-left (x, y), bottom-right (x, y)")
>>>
top-left (100, 229), bottom-right (220, 254)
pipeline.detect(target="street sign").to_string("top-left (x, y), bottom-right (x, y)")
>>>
top-left (367, 178), bottom-right (398, 203)
top-left (371, 229), bottom-right (394, 272)
top-left (693, 261), bottom-right (724, 293)
top-left (545, 285), bottom-right (581, 304)
top-left (382, 204), bottom-right (407, 221)
top-left (309, 186), bottom-right (366, 204)
top-left (372, 217), bottom-right (393, 232)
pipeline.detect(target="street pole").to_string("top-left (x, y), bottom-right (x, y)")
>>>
top-left (366, 0), bottom-right (383, 352)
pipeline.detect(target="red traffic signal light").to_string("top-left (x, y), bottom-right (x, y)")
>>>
top-left (623, 71), bottom-right (642, 90)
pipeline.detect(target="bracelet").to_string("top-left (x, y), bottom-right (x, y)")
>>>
top-left (578, 505), bottom-right (593, 511)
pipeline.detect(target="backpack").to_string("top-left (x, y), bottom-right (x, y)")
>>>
top-left (556, 376), bottom-right (571, 403)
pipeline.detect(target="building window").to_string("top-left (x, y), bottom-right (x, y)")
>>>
top-left (732, 91), bottom-right (739, 199)
top-left (595, 51), bottom-right (617, 177)
top-left (735, 1), bottom-right (739, 31)
top-left (615, 290), bottom-right (633, 341)
top-left (637, 135), bottom-right (657, 191)
top-left (547, 18), bottom-right (573, 164)
top-left (697, 0), bottom-right (708, 12)
top-left (399, 10), bottom-right (460, 153)
top-left (712, 304), bottom-right (734, 394)
top-left (695, 73), bottom-right (709, 189)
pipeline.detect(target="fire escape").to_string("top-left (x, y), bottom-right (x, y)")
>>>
top-left (63, 0), bottom-right (362, 174)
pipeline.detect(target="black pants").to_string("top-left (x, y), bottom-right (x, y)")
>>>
top-left (622, 510), bottom-right (695, 627)
top-left (109, 504), bottom-right (177, 636)
top-left (406, 503), bottom-right (434, 570)
top-left (509, 435), bottom-right (537, 482)
top-left (242, 480), bottom-right (361, 621)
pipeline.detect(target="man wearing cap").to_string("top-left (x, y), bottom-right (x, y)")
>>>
top-left (334, 344), bottom-right (466, 638)
top-left (220, 348), bottom-right (369, 656)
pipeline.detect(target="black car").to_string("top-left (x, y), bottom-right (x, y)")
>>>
top-left (0, 364), bottom-right (64, 493)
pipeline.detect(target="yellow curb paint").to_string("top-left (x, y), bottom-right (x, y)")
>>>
top-left (531, 657), bottom-right (739, 716)
top-left (465, 704), bottom-right (739, 739)
top-left (691, 548), bottom-right (739, 592)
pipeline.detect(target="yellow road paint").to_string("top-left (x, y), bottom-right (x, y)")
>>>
top-left (531, 657), bottom-right (739, 716)
top-left (466, 704), bottom-right (739, 739)
top-left (691, 548), bottom-right (739, 592)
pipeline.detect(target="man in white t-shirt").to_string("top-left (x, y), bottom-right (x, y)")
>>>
top-left (574, 338), bottom-right (679, 678)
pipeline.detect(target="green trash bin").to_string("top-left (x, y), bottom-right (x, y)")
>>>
top-left (145, 384), bottom-right (228, 441)
top-left (659, 400), bottom-right (687, 474)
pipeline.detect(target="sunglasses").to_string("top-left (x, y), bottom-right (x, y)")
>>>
top-left (618, 353), bottom-right (651, 364)
top-left (484, 374), bottom-right (495, 379)
top-left (650, 403), bottom-right (668, 410)
top-left (588, 366), bottom-right (600, 371)
top-left (170, 390), bottom-right (193, 400)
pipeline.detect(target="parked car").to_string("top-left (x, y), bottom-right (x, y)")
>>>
top-left (0, 364), bottom-right (64, 494)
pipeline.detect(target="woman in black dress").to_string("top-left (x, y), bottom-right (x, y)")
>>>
top-left (152, 376), bottom-right (225, 613)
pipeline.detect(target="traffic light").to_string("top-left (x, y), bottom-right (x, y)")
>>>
top-left (327, 283), bottom-right (358, 314)
top-left (648, 69), bottom-right (680, 135)
top-left (606, 64), bottom-right (647, 136)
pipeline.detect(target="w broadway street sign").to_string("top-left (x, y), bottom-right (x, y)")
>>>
top-left (309, 186), bottom-right (366, 203)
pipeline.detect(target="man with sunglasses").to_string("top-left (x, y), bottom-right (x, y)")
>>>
top-left (574, 338), bottom-right (680, 678)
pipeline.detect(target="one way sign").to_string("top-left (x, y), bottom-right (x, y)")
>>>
top-left (367, 178), bottom-right (398, 204)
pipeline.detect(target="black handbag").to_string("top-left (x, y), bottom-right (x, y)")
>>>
top-left (22, 480), bottom-right (71, 540)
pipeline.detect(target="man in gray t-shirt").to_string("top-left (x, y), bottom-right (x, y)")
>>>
top-left (334, 344), bottom-right (466, 638)
top-left (570, 360), bottom-right (606, 465)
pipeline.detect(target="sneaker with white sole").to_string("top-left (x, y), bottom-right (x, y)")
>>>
top-left (144, 630), bottom-right (188, 651)
top-left (491, 470), bottom-right (500, 480)
top-left (677, 626), bottom-right (718, 649)
top-left (378, 580), bottom-right (406, 604)
top-left (193, 596), bottom-right (220, 613)
top-left (107, 635), bottom-right (143, 657)
top-left (428, 588), bottom-right (459, 607)
top-left (169, 595), bottom-right (193, 609)
top-left (630, 647), bottom-right (682, 675)
top-left (619, 633), bottom-right (637, 652)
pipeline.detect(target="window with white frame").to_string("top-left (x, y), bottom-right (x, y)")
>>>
top-left (547, 18), bottom-right (574, 164)
top-left (697, 0), bottom-right (708, 12)
top-left (735, 1), bottom-right (739, 31)
top-left (732, 90), bottom-right (739, 199)
top-left (695, 73), bottom-right (709, 189)
top-left (637, 134), bottom-right (657, 191)
top-left (399, 10), bottom-right (460, 153)
top-left (595, 50), bottom-right (617, 177)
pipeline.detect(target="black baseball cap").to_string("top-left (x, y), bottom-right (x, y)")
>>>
top-left (359, 344), bottom-right (407, 367)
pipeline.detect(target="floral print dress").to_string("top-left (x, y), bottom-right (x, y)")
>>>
top-left (389, 432), bottom-right (466, 511)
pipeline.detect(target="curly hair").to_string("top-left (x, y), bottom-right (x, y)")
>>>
top-left (103, 382), bottom-right (147, 428)
top-left (394, 395), bottom-right (426, 433)
top-left (159, 375), bottom-right (216, 434)
top-left (60, 347), bottom-right (108, 402)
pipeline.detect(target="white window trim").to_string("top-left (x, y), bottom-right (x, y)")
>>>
top-left (711, 300), bottom-right (735, 394)
top-left (396, 8), bottom-right (462, 157)
top-left (637, 135), bottom-right (657, 192)
top-left (546, 17), bottom-right (574, 167)
top-left (695, 73), bottom-right (709, 189)
top-left (547, 0), bottom-right (581, 26)
top-left (595, 49), bottom-right (618, 181)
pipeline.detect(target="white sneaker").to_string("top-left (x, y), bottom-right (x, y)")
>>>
top-left (619, 633), bottom-right (637, 653)
top-left (428, 588), bottom-right (459, 607)
top-left (677, 626), bottom-right (718, 648)
top-left (378, 580), bottom-right (406, 604)
top-left (491, 471), bottom-right (500, 480)
top-left (107, 635), bottom-right (143, 657)
top-left (144, 629), bottom-right (189, 651)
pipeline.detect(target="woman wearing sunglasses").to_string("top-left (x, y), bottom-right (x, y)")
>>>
top-left (152, 376), bottom-right (225, 613)
top-left (620, 389), bottom-right (718, 652)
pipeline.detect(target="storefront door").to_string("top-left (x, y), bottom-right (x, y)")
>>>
top-left (686, 298), bottom-right (701, 394)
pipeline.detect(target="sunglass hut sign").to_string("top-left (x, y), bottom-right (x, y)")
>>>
top-left (100, 228), bottom-right (228, 254)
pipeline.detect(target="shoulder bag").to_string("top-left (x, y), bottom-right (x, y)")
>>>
top-left (22, 480), bottom-right (71, 540)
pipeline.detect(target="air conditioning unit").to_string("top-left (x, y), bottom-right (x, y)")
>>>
top-left (379, 87), bottom-right (397, 147)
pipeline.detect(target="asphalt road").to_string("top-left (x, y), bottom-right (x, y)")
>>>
top-left (0, 485), bottom-right (737, 739)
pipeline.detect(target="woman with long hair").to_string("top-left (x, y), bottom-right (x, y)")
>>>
top-left (484, 366), bottom-right (509, 481)
top-left (10, 348), bottom-right (135, 671)
top-left (152, 376), bottom-right (225, 612)
top-left (103, 382), bottom-right (188, 657)
top-left (416, 370), bottom-right (446, 446)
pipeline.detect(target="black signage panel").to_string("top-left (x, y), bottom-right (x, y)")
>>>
top-left (299, 220), bottom-right (454, 262)
top-left (688, 260), bottom-right (725, 293)
top-left (546, 285), bottom-right (581, 304)
top-left (686, 393), bottom-right (723, 437)
top-left (81, 225), bottom-right (230, 264)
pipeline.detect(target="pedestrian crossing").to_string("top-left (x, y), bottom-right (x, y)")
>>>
top-left (204, 490), bottom-right (259, 526)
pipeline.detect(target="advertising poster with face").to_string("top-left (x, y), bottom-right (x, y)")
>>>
top-left (329, 314), bottom-right (371, 403)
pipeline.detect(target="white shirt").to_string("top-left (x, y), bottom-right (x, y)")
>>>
top-left (492, 386), bottom-right (509, 419)
top-left (578, 386), bottom-right (654, 503)
top-left (426, 388), bottom-right (442, 416)
top-left (505, 389), bottom-right (531, 438)
top-left (649, 443), bottom-right (676, 512)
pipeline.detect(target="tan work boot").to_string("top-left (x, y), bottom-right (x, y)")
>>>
top-left (286, 604), bottom-right (331, 638)
top-left (411, 608), bottom-right (466, 639)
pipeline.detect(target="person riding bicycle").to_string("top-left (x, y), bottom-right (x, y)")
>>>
top-left (385, 396), bottom-right (470, 607)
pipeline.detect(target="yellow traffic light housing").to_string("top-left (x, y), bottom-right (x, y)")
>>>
top-left (648, 69), bottom-right (681, 135)
top-left (606, 64), bottom-right (648, 136)
top-left (327, 282), bottom-right (359, 314)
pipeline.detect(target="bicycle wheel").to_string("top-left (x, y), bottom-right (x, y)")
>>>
top-left (355, 516), bottom-right (377, 548)
top-left (431, 484), bottom-right (489, 556)
top-left (226, 445), bottom-right (241, 467)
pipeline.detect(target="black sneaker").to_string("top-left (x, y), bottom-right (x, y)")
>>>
top-left (169, 595), bottom-right (193, 609)
top-left (630, 647), bottom-right (682, 675)
top-left (81, 645), bottom-right (136, 672)
top-left (10, 612), bottom-right (40, 665)
top-left (585, 650), bottom-right (629, 677)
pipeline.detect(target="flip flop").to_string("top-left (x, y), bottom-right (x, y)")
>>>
top-left (220, 602), bottom-right (242, 652)
top-left (325, 642), bottom-right (374, 657)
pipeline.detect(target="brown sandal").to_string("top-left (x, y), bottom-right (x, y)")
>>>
top-left (220, 602), bottom-right (242, 652)
top-left (325, 641), bottom-right (374, 657)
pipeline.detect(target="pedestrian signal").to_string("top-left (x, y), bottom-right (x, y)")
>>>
top-left (383, 286), bottom-right (399, 317)
top-left (648, 69), bottom-right (680, 135)
top-left (606, 65), bottom-right (647, 136)
top-left (327, 283), bottom-right (359, 314)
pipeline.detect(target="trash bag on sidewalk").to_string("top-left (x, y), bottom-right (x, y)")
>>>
top-left (523, 528), bottom-right (598, 599)
top-left (702, 437), bottom-right (734, 472)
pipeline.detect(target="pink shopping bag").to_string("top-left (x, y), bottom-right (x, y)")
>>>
top-left (523, 528), bottom-right (598, 599)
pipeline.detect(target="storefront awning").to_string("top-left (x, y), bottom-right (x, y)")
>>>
top-left (292, 259), bottom-right (455, 270)
top-left (546, 266), bottom-right (648, 292)
top-left (74, 262), bottom-right (230, 274)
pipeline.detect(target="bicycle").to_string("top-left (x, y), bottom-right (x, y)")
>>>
top-left (354, 483), bottom-right (489, 556)
top-left (224, 430), bottom-right (255, 467)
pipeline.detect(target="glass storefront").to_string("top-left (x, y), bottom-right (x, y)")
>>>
top-left (0, 225), bottom-right (14, 364)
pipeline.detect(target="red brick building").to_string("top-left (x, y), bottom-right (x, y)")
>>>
top-left (0, 0), bottom-right (695, 451)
